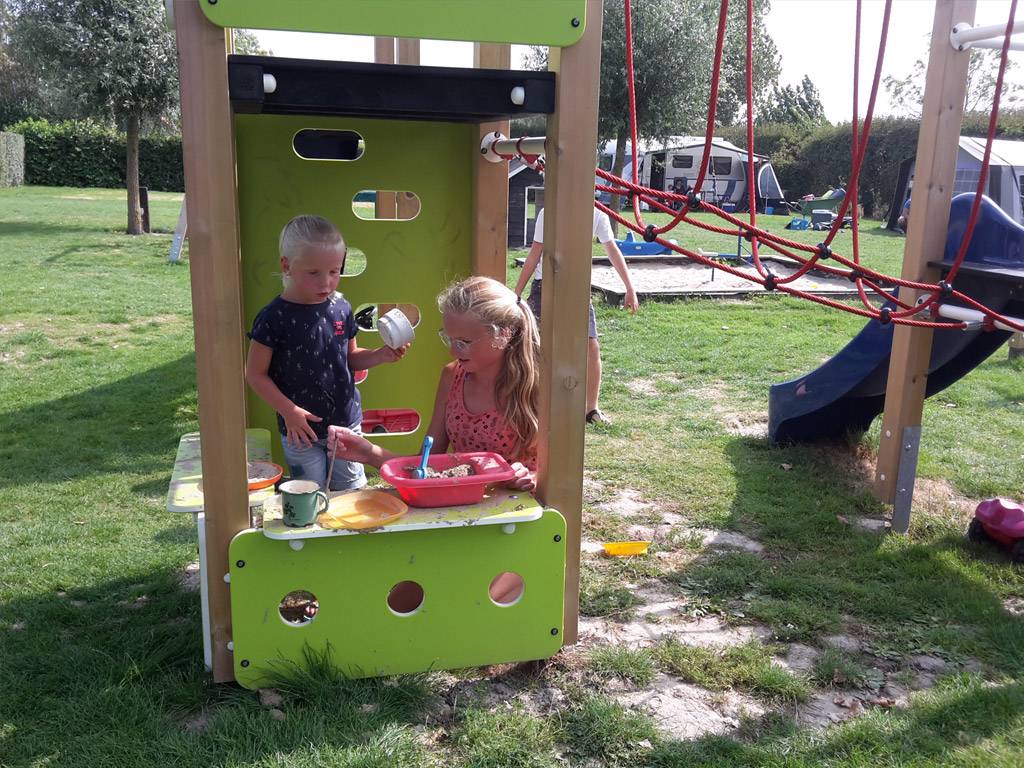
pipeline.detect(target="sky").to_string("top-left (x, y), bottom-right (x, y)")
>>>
top-left (253, 0), bottom-right (1022, 123)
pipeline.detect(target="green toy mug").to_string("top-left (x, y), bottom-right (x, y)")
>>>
top-left (280, 479), bottom-right (329, 527)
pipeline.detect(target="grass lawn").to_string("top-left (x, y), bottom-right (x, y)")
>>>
top-left (2, 186), bottom-right (1023, 767)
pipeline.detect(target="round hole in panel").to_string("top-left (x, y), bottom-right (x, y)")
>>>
top-left (387, 581), bottom-right (424, 616)
top-left (488, 572), bottom-right (525, 607)
top-left (279, 590), bottom-right (319, 625)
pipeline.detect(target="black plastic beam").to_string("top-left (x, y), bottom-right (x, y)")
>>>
top-left (228, 55), bottom-right (555, 122)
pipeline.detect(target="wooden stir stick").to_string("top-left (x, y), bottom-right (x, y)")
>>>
top-left (324, 436), bottom-right (337, 497)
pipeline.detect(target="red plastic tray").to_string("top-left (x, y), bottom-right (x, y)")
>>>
top-left (362, 408), bottom-right (420, 434)
top-left (380, 452), bottom-right (517, 508)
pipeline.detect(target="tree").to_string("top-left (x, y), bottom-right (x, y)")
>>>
top-left (884, 47), bottom-right (1024, 118)
top-left (525, 0), bottom-right (780, 225)
top-left (758, 75), bottom-right (828, 127)
top-left (717, 0), bottom-right (781, 126)
top-left (232, 29), bottom-right (271, 56)
top-left (12, 0), bottom-right (179, 234)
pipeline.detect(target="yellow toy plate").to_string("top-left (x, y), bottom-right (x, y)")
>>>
top-left (318, 490), bottom-right (408, 530)
top-left (602, 541), bottom-right (651, 557)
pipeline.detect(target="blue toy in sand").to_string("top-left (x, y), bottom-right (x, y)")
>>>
top-left (616, 230), bottom-right (673, 256)
top-left (769, 194), bottom-right (1024, 444)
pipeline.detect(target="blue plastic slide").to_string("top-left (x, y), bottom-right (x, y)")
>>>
top-left (769, 194), bottom-right (1024, 444)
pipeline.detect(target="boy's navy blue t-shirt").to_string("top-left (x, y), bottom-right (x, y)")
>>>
top-left (248, 293), bottom-right (361, 440)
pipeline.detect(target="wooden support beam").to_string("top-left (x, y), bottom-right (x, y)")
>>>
top-left (536, 0), bottom-right (603, 644)
top-left (396, 38), bottom-right (422, 221)
top-left (374, 37), bottom-right (398, 220)
top-left (473, 43), bottom-right (511, 281)
top-left (874, 0), bottom-right (976, 532)
top-left (173, 0), bottom-right (249, 682)
top-left (373, 36), bottom-right (395, 64)
top-left (397, 37), bottom-right (420, 64)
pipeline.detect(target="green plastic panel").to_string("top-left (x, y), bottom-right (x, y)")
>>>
top-left (234, 114), bottom-right (474, 464)
top-left (228, 509), bottom-right (566, 688)
top-left (201, 1), bottom-right (586, 47)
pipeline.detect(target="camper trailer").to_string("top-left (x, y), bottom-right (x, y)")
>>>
top-left (888, 137), bottom-right (1024, 229)
top-left (599, 137), bottom-right (785, 213)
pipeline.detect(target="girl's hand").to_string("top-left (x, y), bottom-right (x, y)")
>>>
top-left (623, 288), bottom-right (639, 313)
top-left (379, 343), bottom-right (410, 363)
top-left (327, 426), bottom-right (374, 463)
top-left (283, 406), bottom-right (322, 448)
top-left (506, 462), bottom-right (536, 492)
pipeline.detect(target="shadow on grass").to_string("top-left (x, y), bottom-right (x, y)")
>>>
top-left (43, 242), bottom-right (123, 265)
top-left (0, 572), bottom-right (434, 767)
top-left (0, 353), bottom-right (196, 489)
top-left (680, 437), bottom-right (1024, 672)
top-left (857, 225), bottom-right (904, 240)
top-left (0, 220), bottom-right (118, 238)
top-left (644, 677), bottom-right (1024, 767)
top-left (647, 436), bottom-right (1024, 762)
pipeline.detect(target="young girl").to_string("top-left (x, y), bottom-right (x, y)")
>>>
top-left (245, 215), bottom-right (409, 491)
top-left (328, 276), bottom-right (539, 491)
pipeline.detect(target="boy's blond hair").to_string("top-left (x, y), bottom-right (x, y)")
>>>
top-left (278, 215), bottom-right (345, 288)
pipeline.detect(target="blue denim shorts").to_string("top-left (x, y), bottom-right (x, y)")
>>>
top-left (281, 421), bottom-right (367, 492)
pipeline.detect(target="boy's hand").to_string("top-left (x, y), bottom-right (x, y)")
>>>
top-left (506, 462), bottom-right (536, 492)
top-left (327, 426), bottom-right (373, 463)
top-left (379, 343), bottom-right (410, 363)
top-left (283, 406), bottom-right (322, 448)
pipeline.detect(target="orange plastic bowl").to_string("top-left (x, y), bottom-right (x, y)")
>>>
top-left (380, 452), bottom-right (517, 508)
top-left (246, 460), bottom-right (283, 491)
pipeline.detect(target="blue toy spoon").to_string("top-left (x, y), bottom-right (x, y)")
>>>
top-left (412, 435), bottom-right (433, 479)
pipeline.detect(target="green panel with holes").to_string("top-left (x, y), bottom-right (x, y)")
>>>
top-left (200, 1), bottom-right (586, 47)
top-left (234, 114), bottom-right (474, 464)
top-left (228, 510), bottom-right (566, 688)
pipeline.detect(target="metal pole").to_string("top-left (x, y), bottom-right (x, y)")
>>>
top-left (936, 303), bottom-right (1024, 332)
top-left (950, 19), bottom-right (1024, 50)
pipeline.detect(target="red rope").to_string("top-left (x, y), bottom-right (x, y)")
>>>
top-left (552, 0), bottom-right (1024, 334)
top-left (745, 0), bottom-right (764, 276)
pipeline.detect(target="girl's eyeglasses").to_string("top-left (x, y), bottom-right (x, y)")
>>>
top-left (437, 329), bottom-right (476, 355)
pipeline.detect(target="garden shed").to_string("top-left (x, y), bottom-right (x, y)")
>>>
top-left (507, 157), bottom-right (544, 248)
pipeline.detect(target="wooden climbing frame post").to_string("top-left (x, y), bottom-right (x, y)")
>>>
top-left (172, 0), bottom-right (250, 683)
top-left (536, 0), bottom-right (603, 644)
top-left (874, 0), bottom-right (977, 532)
top-left (473, 42), bottom-right (512, 282)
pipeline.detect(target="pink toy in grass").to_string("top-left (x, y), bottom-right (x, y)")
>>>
top-left (967, 498), bottom-right (1024, 563)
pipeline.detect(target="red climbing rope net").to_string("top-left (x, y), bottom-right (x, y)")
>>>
top-left (540, 0), bottom-right (1024, 332)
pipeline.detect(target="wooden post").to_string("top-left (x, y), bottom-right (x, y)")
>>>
top-left (396, 38), bottom-right (421, 221)
top-left (1009, 332), bottom-right (1024, 359)
top-left (874, 0), bottom-right (976, 533)
top-left (168, 196), bottom-right (188, 263)
top-left (374, 37), bottom-right (398, 220)
top-left (173, 0), bottom-right (249, 682)
top-left (536, 0), bottom-right (603, 644)
top-left (473, 43), bottom-right (511, 281)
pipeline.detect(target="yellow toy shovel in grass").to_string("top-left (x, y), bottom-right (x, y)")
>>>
top-left (602, 541), bottom-right (651, 557)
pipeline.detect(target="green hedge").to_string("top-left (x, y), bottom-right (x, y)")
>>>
top-left (0, 131), bottom-right (24, 187)
top-left (718, 109), bottom-right (1024, 219)
top-left (7, 118), bottom-right (183, 192)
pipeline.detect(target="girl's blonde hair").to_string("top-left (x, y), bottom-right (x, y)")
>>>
top-left (438, 276), bottom-right (541, 462)
top-left (278, 215), bottom-right (346, 287)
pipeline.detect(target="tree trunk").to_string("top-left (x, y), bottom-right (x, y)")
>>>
top-left (609, 125), bottom-right (629, 236)
top-left (126, 114), bottom-right (143, 235)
